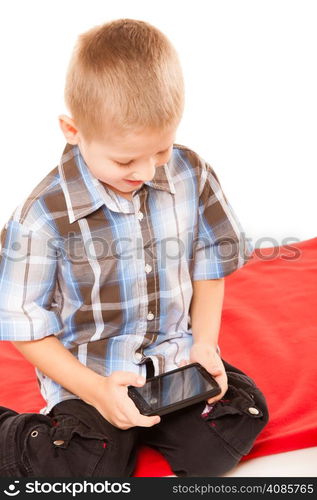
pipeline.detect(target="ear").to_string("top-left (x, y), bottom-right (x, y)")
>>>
top-left (58, 114), bottom-right (80, 145)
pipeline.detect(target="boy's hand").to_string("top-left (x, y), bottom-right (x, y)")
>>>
top-left (89, 371), bottom-right (161, 430)
top-left (178, 343), bottom-right (228, 404)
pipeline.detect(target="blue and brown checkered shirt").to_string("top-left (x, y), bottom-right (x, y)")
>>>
top-left (0, 142), bottom-right (252, 414)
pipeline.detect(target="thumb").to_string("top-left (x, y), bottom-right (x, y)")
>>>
top-left (112, 371), bottom-right (146, 387)
top-left (137, 414), bottom-right (161, 428)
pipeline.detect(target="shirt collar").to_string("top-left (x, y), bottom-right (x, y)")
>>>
top-left (58, 143), bottom-right (176, 224)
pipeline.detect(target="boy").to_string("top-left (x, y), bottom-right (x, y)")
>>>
top-left (0, 18), bottom-right (268, 477)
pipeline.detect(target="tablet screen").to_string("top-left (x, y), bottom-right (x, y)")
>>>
top-left (136, 364), bottom-right (217, 411)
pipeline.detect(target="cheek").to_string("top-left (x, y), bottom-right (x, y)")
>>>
top-left (91, 161), bottom-right (121, 182)
top-left (158, 151), bottom-right (172, 166)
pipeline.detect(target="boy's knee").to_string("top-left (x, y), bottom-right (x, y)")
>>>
top-left (201, 389), bottom-right (268, 461)
top-left (175, 443), bottom-right (241, 477)
top-left (179, 375), bottom-right (268, 477)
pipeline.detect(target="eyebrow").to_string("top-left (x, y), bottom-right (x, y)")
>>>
top-left (111, 146), bottom-right (171, 163)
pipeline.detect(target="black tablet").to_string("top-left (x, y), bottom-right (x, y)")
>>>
top-left (128, 362), bottom-right (221, 416)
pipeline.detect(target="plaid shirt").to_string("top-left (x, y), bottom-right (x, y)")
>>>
top-left (0, 142), bottom-right (252, 414)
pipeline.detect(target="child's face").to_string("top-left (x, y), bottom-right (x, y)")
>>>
top-left (60, 116), bottom-right (177, 200)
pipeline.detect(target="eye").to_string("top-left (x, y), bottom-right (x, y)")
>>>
top-left (115, 160), bottom-right (133, 167)
top-left (114, 147), bottom-right (172, 167)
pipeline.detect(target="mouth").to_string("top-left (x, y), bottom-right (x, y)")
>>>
top-left (124, 179), bottom-right (144, 186)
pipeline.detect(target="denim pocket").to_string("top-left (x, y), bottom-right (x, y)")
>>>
top-left (201, 370), bottom-right (269, 456)
top-left (24, 415), bottom-right (109, 477)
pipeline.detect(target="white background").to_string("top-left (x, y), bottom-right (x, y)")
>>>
top-left (1, 1), bottom-right (317, 476)
top-left (0, 0), bottom-right (316, 247)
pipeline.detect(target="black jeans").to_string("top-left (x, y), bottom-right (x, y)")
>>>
top-left (0, 359), bottom-right (269, 477)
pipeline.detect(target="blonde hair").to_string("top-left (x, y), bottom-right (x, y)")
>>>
top-left (64, 18), bottom-right (185, 142)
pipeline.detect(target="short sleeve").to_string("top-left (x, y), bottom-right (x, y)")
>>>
top-left (192, 162), bottom-right (253, 281)
top-left (0, 219), bottom-right (63, 341)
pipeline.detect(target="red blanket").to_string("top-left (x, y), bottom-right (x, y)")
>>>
top-left (1, 238), bottom-right (317, 477)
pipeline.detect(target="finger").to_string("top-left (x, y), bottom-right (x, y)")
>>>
top-left (207, 374), bottom-right (228, 404)
top-left (178, 359), bottom-right (189, 367)
top-left (209, 368), bottom-right (223, 377)
top-left (207, 389), bottom-right (226, 404)
top-left (202, 361), bottom-right (223, 378)
top-left (118, 414), bottom-right (161, 430)
top-left (123, 393), bottom-right (161, 428)
top-left (215, 371), bottom-right (227, 389)
top-left (111, 371), bottom-right (146, 387)
top-left (207, 390), bottom-right (224, 404)
top-left (136, 414), bottom-right (161, 428)
top-left (207, 395), bottom-right (220, 404)
top-left (125, 401), bottom-right (161, 428)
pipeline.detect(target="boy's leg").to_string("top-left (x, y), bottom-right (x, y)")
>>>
top-left (140, 359), bottom-right (269, 477)
top-left (0, 399), bottom-right (140, 477)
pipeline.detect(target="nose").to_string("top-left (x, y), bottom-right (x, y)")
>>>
top-left (130, 162), bottom-right (156, 182)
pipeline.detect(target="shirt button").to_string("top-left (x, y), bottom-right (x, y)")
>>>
top-left (147, 312), bottom-right (154, 320)
top-left (53, 440), bottom-right (65, 446)
top-left (137, 212), bottom-right (144, 221)
top-left (145, 264), bottom-right (152, 273)
top-left (248, 407), bottom-right (260, 415)
top-left (135, 353), bottom-right (143, 361)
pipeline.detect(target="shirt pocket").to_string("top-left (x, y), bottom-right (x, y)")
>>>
top-left (201, 371), bottom-right (269, 457)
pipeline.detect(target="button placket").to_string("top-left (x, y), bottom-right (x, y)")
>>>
top-left (135, 190), bottom-right (158, 331)
top-left (145, 263), bottom-right (152, 273)
top-left (131, 198), bottom-right (148, 335)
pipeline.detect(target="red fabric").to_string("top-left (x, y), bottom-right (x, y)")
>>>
top-left (1, 237), bottom-right (316, 477)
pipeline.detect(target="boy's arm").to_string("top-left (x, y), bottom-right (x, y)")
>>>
top-left (11, 336), bottom-right (161, 429)
top-left (2, 220), bottom-right (159, 429)
top-left (11, 335), bottom-right (103, 406)
top-left (187, 278), bottom-right (227, 403)
top-left (189, 278), bottom-right (225, 348)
